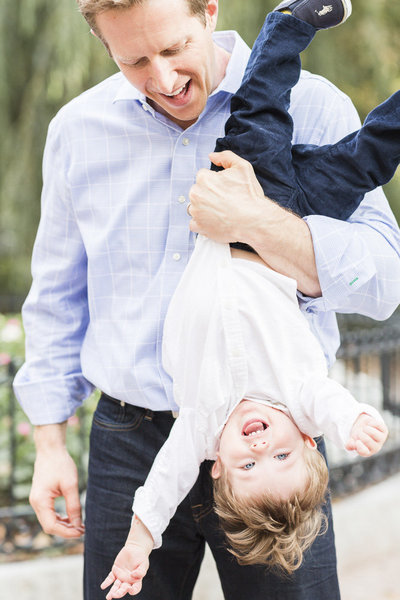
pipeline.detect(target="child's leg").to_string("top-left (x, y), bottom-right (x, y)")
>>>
top-left (213, 11), bottom-right (316, 212)
top-left (291, 90), bottom-right (400, 219)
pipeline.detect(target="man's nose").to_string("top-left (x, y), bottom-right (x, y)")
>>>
top-left (250, 440), bottom-right (270, 452)
top-left (148, 57), bottom-right (177, 94)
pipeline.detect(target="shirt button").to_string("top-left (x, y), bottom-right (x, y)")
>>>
top-left (142, 104), bottom-right (149, 111)
top-left (173, 253), bottom-right (181, 261)
top-left (182, 137), bottom-right (190, 146)
top-left (178, 195), bottom-right (186, 204)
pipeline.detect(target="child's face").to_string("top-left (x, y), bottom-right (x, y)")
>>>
top-left (212, 400), bottom-right (316, 501)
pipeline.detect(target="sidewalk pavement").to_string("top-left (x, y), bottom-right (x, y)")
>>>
top-left (0, 472), bottom-right (399, 600)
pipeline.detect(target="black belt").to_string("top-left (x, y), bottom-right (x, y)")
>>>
top-left (100, 392), bottom-right (179, 418)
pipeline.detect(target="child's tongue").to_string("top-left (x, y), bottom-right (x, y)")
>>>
top-left (244, 421), bottom-right (264, 436)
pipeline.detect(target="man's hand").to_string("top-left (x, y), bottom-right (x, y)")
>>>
top-left (29, 423), bottom-right (85, 538)
top-left (188, 151), bottom-right (321, 296)
top-left (188, 151), bottom-right (266, 243)
top-left (346, 413), bottom-right (388, 457)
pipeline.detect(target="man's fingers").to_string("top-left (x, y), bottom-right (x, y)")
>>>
top-left (209, 150), bottom-right (249, 170)
top-left (30, 492), bottom-right (84, 538)
top-left (63, 481), bottom-right (83, 529)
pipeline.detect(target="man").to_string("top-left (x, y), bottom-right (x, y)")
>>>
top-left (14, 0), bottom-right (400, 599)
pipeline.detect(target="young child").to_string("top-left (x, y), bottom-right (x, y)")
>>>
top-left (101, 1), bottom-right (395, 596)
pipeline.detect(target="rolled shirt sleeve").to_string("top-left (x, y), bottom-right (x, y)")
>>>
top-left (290, 73), bottom-right (400, 328)
top-left (290, 375), bottom-right (386, 450)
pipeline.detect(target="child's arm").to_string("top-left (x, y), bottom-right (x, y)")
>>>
top-left (100, 516), bottom-right (153, 599)
top-left (345, 412), bottom-right (388, 456)
top-left (294, 376), bottom-right (388, 453)
top-left (100, 410), bottom-right (207, 598)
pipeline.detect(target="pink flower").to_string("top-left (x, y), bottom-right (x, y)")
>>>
top-left (0, 353), bottom-right (11, 365)
top-left (17, 422), bottom-right (31, 437)
top-left (7, 318), bottom-right (20, 326)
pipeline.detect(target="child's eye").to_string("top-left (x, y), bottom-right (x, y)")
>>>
top-left (275, 453), bottom-right (289, 461)
top-left (243, 461), bottom-right (255, 470)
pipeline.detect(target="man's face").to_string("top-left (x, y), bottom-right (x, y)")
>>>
top-left (96, 0), bottom-right (223, 128)
top-left (212, 400), bottom-right (316, 501)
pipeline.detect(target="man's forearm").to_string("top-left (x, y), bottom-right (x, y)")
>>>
top-left (244, 200), bottom-right (322, 297)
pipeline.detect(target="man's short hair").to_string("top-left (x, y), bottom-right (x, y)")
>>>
top-left (212, 445), bottom-right (329, 574)
top-left (76, 0), bottom-right (210, 37)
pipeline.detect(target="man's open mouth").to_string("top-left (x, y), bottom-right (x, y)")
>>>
top-left (242, 419), bottom-right (268, 437)
top-left (163, 80), bottom-right (191, 101)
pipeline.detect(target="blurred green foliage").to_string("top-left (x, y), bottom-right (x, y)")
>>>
top-left (0, 313), bottom-right (98, 505)
top-left (1, 0), bottom-right (399, 306)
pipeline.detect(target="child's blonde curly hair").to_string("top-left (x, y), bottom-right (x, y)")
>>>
top-left (213, 445), bottom-right (329, 575)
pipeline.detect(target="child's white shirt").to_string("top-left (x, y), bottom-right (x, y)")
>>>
top-left (133, 235), bottom-right (384, 548)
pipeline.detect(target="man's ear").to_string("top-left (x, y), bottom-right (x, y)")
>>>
top-left (211, 455), bottom-right (222, 479)
top-left (205, 0), bottom-right (219, 32)
top-left (303, 434), bottom-right (317, 449)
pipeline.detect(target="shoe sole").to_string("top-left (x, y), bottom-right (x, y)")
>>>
top-left (275, 0), bottom-right (353, 27)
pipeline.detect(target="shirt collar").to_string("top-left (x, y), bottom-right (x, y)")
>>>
top-left (112, 30), bottom-right (250, 104)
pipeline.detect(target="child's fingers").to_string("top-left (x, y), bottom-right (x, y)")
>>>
top-left (101, 571), bottom-right (116, 589)
top-left (128, 581), bottom-right (143, 596)
top-left (112, 582), bottom-right (131, 598)
top-left (355, 439), bottom-right (373, 457)
top-left (345, 438), bottom-right (356, 452)
top-left (358, 427), bottom-right (387, 450)
top-left (132, 564), bottom-right (148, 579)
top-left (363, 424), bottom-right (388, 443)
top-left (372, 420), bottom-right (388, 433)
top-left (105, 579), bottom-right (122, 600)
top-left (112, 566), bottom-right (143, 585)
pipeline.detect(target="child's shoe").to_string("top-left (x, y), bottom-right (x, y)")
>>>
top-left (274, 0), bottom-right (352, 29)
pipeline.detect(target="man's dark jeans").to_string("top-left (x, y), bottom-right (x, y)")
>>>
top-left (84, 394), bottom-right (340, 600)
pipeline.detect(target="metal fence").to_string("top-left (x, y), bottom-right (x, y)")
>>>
top-left (1, 313), bottom-right (400, 558)
top-left (327, 313), bottom-right (400, 496)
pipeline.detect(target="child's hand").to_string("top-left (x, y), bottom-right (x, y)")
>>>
top-left (100, 542), bottom-right (150, 599)
top-left (346, 413), bottom-right (388, 457)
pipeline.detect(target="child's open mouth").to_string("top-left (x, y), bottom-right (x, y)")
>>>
top-left (242, 419), bottom-right (268, 437)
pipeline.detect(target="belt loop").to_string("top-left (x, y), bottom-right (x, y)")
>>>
top-left (144, 409), bottom-right (154, 421)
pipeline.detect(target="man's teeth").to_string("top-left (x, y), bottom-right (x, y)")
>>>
top-left (166, 84), bottom-right (187, 97)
